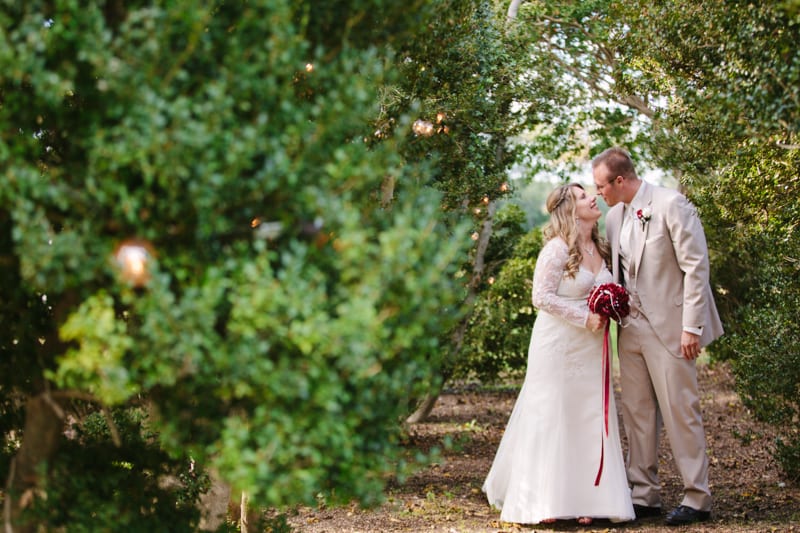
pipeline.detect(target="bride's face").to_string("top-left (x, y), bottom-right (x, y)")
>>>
top-left (572, 186), bottom-right (601, 224)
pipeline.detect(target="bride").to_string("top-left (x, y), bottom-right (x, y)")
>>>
top-left (482, 183), bottom-right (635, 526)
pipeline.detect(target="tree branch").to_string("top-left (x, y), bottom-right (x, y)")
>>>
top-left (507, 0), bottom-right (523, 21)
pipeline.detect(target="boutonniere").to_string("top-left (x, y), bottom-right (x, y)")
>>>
top-left (636, 207), bottom-right (652, 231)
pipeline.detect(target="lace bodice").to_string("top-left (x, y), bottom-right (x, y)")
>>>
top-left (532, 238), bottom-right (612, 328)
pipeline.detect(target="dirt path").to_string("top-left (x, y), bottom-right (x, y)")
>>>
top-left (284, 363), bottom-right (799, 532)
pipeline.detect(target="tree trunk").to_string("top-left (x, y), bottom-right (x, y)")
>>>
top-left (507, 0), bottom-right (524, 20)
top-left (4, 394), bottom-right (65, 533)
top-left (239, 491), bottom-right (249, 533)
top-left (406, 201), bottom-right (497, 423)
top-left (405, 393), bottom-right (439, 424)
top-left (380, 174), bottom-right (395, 208)
top-left (197, 469), bottom-right (231, 531)
top-left (410, 1), bottom-right (519, 425)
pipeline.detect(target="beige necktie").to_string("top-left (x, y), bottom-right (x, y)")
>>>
top-left (620, 206), bottom-right (638, 287)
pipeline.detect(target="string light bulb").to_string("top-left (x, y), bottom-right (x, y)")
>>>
top-left (114, 240), bottom-right (154, 288)
top-left (412, 119), bottom-right (435, 137)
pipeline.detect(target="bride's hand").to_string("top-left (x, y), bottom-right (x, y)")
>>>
top-left (586, 312), bottom-right (606, 332)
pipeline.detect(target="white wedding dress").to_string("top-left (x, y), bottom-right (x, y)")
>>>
top-left (483, 238), bottom-right (634, 524)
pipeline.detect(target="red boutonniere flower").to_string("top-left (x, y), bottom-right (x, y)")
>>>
top-left (636, 207), bottom-right (652, 231)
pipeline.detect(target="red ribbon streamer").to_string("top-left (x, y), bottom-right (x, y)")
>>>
top-left (594, 322), bottom-right (611, 486)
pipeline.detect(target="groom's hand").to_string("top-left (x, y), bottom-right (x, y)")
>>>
top-left (681, 331), bottom-right (702, 360)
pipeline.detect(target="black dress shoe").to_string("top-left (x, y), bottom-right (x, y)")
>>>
top-left (633, 504), bottom-right (662, 518)
top-left (665, 505), bottom-right (710, 526)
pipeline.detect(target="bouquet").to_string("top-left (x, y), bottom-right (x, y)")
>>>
top-left (587, 283), bottom-right (630, 324)
top-left (586, 282), bottom-right (630, 486)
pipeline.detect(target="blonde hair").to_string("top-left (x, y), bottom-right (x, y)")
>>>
top-left (542, 183), bottom-right (610, 278)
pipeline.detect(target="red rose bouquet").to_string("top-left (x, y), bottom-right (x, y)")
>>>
top-left (587, 282), bottom-right (630, 486)
top-left (587, 282), bottom-right (630, 324)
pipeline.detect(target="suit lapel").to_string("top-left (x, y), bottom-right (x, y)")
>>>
top-left (631, 182), bottom-right (653, 279)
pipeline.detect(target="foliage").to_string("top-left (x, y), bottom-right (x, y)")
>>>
top-left (508, 178), bottom-right (559, 230)
top-left (609, 0), bottom-right (800, 480)
top-left (0, 0), bottom-right (475, 528)
top-left (507, 0), bottom-right (657, 175)
top-left (721, 282), bottom-right (800, 481)
top-left (509, 0), bottom-right (800, 480)
top-left (371, 1), bottom-right (529, 391)
top-left (26, 408), bottom-right (206, 532)
top-left (704, 149), bottom-right (800, 479)
top-left (385, 0), bottom-right (520, 210)
top-left (484, 202), bottom-right (532, 262)
top-left (459, 219), bottom-right (543, 383)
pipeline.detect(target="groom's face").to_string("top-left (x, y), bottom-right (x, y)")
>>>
top-left (592, 163), bottom-right (623, 207)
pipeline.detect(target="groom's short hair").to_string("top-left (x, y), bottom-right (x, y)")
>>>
top-left (592, 147), bottom-right (638, 181)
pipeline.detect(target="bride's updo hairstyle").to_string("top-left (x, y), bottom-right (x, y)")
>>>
top-left (543, 183), bottom-right (609, 278)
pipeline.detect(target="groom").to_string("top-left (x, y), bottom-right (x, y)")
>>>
top-left (592, 147), bottom-right (724, 526)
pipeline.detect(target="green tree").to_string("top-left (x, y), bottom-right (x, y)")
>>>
top-left (610, 0), bottom-right (800, 480)
top-left (459, 210), bottom-right (542, 384)
top-left (504, 0), bottom-right (660, 175)
top-left (504, 0), bottom-right (800, 479)
top-left (374, 1), bottom-right (527, 421)
top-left (0, 1), bottom-right (472, 529)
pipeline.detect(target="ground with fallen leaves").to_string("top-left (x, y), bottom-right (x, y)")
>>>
top-left (280, 363), bottom-right (799, 532)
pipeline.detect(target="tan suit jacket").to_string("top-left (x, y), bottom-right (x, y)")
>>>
top-left (605, 181), bottom-right (723, 355)
top-left (606, 181), bottom-right (724, 510)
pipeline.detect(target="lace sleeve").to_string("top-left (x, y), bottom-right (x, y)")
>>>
top-left (531, 238), bottom-right (590, 328)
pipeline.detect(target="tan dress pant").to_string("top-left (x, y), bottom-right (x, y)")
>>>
top-left (618, 314), bottom-right (712, 512)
